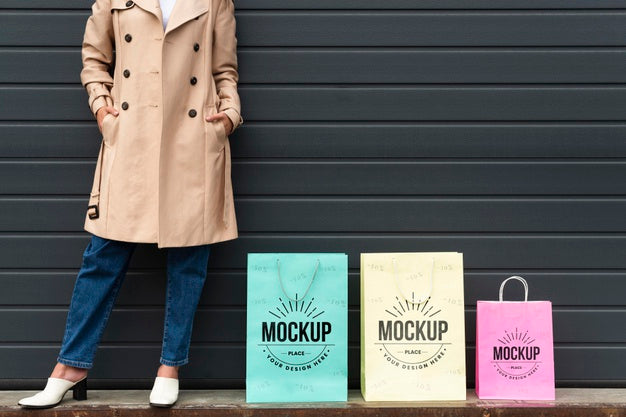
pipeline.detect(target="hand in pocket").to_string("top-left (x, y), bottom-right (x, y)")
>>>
top-left (96, 106), bottom-right (119, 134)
top-left (205, 112), bottom-right (233, 136)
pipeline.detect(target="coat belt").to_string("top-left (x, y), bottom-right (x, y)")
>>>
top-left (222, 146), bottom-right (230, 227)
top-left (87, 141), bottom-right (105, 220)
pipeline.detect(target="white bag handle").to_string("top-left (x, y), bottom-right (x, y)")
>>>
top-left (391, 256), bottom-right (435, 304)
top-left (499, 275), bottom-right (529, 302)
top-left (276, 258), bottom-right (320, 302)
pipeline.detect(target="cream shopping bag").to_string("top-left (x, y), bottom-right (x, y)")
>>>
top-left (361, 252), bottom-right (466, 401)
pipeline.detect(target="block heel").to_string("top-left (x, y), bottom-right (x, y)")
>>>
top-left (72, 377), bottom-right (88, 401)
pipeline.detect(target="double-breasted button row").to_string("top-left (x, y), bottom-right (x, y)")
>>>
top-left (188, 41), bottom-right (201, 116)
top-left (114, 37), bottom-right (200, 116)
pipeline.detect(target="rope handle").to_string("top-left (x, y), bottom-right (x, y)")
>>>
top-left (276, 258), bottom-right (320, 302)
top-left (391, 256), bottom-right (435, 304)
top-left (499, 275), bottom-right (529, 302)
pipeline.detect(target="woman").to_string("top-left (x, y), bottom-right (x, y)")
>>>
top-left (18, 0), bottom-right (242, 409)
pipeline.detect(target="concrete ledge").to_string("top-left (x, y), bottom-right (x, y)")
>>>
top-left (0, 389), bottom-right (625, 416)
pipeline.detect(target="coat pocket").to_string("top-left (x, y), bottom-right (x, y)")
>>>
top-left (101, 105), bottom-right (120, 148)
top-left (203, 103), bottom-right (227, 152)
top-left (215, 113), bottom-right (227, 141)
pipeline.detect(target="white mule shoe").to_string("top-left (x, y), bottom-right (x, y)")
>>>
top-left (18, 376), bottom-right (87, 409)
top-left (149, 376), bottom-right (179, 407)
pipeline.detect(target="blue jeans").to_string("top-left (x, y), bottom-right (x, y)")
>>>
top-left (57, 234), bottom-right (211, 369)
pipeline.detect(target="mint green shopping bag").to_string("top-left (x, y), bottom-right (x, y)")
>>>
top-left (246, 253), bottom-right (348, 403)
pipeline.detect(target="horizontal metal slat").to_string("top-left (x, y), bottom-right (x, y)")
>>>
top-left (2, 271), bottom-right (626, 307)
top-left (3, 86), bottom-right (626, 121)
top-left (0, 309), bottom-right (623, 344)
top-left (3, 49), bottom-right (626, 84)
top-left (1, 235), bottom-right (626, 269)
top-left (1, 12), bottom-right (626, 46)
top-left (0, 346), bottom-right (623, 383)
top-left (3, 124), bottom-right (626, 158)
top-left (4, 0), bottom-right (626, 10)
top-left (2, 198), bottom-right (626, 232)
top-left (1, 161), bottom-right (625, 195)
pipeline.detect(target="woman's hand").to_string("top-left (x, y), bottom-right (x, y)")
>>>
top-left (96, 106), bottom-right (119, 133)
top-left (205, 112), bottom-right (233, 136)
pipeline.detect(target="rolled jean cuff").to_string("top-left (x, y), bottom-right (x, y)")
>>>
top-left (159, 356), bottom-right (189, 367)
top-left (57, 356), bottom-right (93, 369)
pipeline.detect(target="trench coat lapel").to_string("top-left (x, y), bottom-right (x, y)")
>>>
top-left (165, 0), bottom-right (210, 36)
top-left (131, 0), bottom-right (208, 36)
top-left (132, 0), bottom-right (161, 23)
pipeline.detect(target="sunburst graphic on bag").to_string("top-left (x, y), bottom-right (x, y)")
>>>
top-left (491, 328), bottom-right (541, 379)
top-left (376, 294), bottom-right (451, 370)
top-left (259, 295), bottom-right (334, 372)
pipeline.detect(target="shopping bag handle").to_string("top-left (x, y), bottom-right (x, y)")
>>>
top-left (276, 258), bottom-right (320, 302)
top-left (499, 275), bottom-right (529, 302)
top-left (391, 256), bottom-right (434, 304)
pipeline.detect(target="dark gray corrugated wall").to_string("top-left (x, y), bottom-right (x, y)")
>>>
top-left (1, 0), bottom-right (625, 389)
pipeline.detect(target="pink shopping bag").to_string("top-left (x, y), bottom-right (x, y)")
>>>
top-left (475, 276), bottom-right (555, 400)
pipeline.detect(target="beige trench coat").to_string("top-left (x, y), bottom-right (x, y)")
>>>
top-left (81, 0), bottom-right (243, 248)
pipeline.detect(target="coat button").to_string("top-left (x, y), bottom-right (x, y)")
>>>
top-left (122, 102), bottom-right (129, 110)
top-left (193, 43), bottom-right (200, 52)
top-left (188, 109), bottom-right (197, 118)
top-left (125, 33), bottom-right (132, 42)
top-left (126, 0), bottom-right (134, 6)
top-left (123, 69), bottom-right (131, 78)
top-left (190, 76), bottom-right (197, 85)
